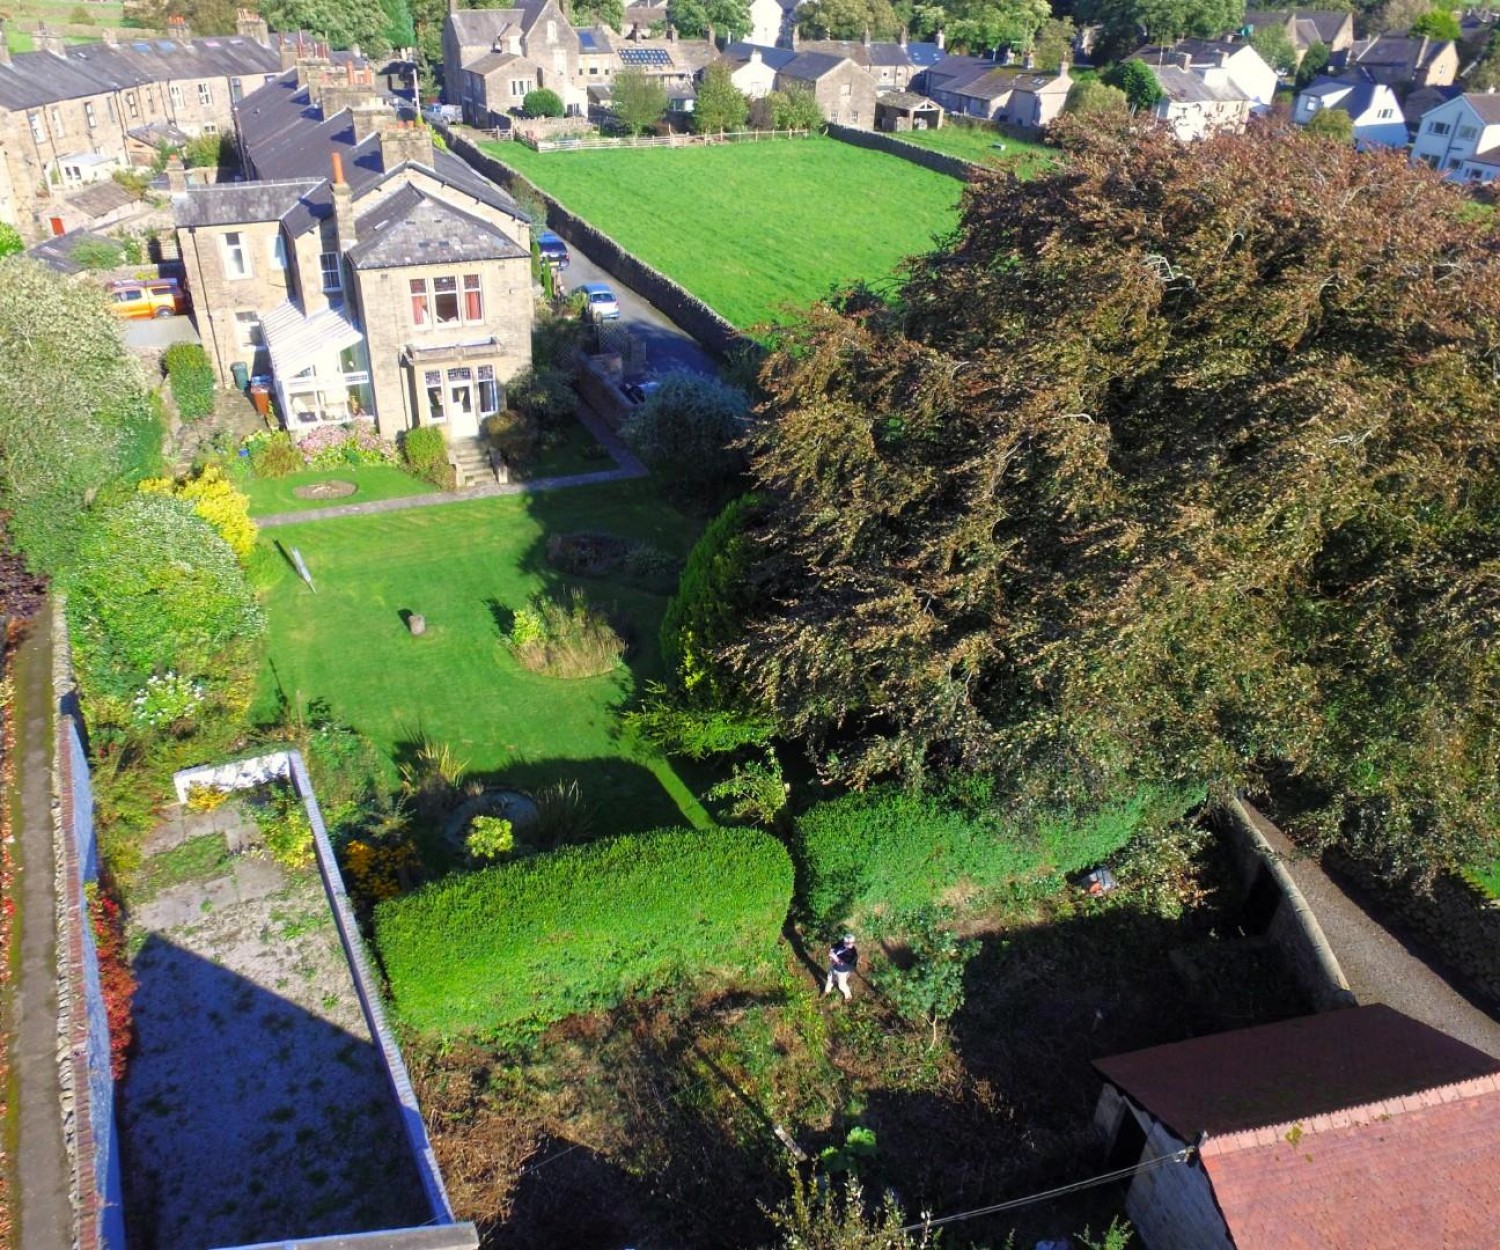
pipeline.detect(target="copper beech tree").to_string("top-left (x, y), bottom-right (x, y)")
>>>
top-left (732, 118), bottom-right (1500, 877)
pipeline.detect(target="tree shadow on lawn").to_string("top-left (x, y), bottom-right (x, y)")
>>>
top-left (121, 935), bottom-right (429, 1250)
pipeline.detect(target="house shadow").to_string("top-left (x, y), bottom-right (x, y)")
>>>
top-left (120, 935), bottom-right (429, 1250)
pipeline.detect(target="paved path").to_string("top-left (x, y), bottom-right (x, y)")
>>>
top-left (258, 406), bottom-right (646, 529)
top-left (1246, 804), bottom-right (1500, 1060)
top-left (9, 600), bottom-right (75, 1247)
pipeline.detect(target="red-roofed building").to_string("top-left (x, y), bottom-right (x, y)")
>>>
top-left (1092, 1005), bottom-right (1500, 1250)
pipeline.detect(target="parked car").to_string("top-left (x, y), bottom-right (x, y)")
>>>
top-left (622, 378), bottom-right (661, 404)
top-left (105, 277), bottom-right (189, 319)
top-left (422, 102), bottom-right (463, 125)
top-left (580, 282), bottom-right (621, 321)
top-left (537, 230), bottom-right (570, 269)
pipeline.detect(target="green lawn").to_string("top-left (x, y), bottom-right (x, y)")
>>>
top-left (236, 465), bottom-right (437, 518)
top-left (254, 479), bottom-right (709, 837)
top-left (486, 134), bottom-right (963, 327)
top-left (893, 124), bottom-right (1059, 178)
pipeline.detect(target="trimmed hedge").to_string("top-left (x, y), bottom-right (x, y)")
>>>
top-left (162, 341), bottom-right (215, 420)
top-left (375, 825), bottom-right (794, 1037)
top-left (795, 785), bottom-right (1204, 927)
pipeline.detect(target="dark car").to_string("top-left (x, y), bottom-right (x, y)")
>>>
top-left (537, 230), bottom-right (570, 270)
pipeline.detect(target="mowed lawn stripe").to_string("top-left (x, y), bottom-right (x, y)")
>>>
top-left (487, 135), bottom-right (963, 327)
top-left (254, 480), bottom-right (704, 836)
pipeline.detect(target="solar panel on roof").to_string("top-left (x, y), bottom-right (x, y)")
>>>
top-left (132, 41), bottom-right (153, 51)
top-left (619, 47), bottom-right (672, 66)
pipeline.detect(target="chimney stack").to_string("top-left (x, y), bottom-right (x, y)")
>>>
top-left (1175, 49), bottom-right (1192, 69)
top-left (0, 21), bottom-right (12, 66)
top-left (935, 28), bottom-right (945, 51)
top-left (237, 8), bottom-right (271, 44)
top-left (166, 13), bottom-right (191, 41)
top-left (380, 118), bottom-right (435, 170)
top-left (330, 150), bottom-right (356, 253)
top-left (165, 153), bottom-right (187, 191)
top-left (790, 23), bottom-right (799, 49)
top-left (899, 25), bottom-right (908, 47)
top-left (34, 23), bottom-right (65, 55)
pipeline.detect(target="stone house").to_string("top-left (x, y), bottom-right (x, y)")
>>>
top-left (1131, 40), bottom-right (1278, 111)
top-left (1094, 1005), bottom-right (1500, 1250)
top-left (722, 44), bottom-right (784, 99)
top-left (874, 91), bottom-right (943, 131)
top-left (918, 55), bottom-right (1072, 132)
top-left (177, 62), bottom-right (533, 447)
top-left (1243, 9), bottom-right (1355, 60)
top-left (442, 0), bottom-right (585, 121)
top-left (1139, 54), bottom-right (1253, 140)
top-left (1411, 90), bottom-right (1500, 182)
top-left (775, 51), bottom-right (878, 126)
top-left (1337, 34), bottom-right (1459, 90)
top-left (1294, 72), bottom-right (1408, 146)
top-left (0, 11), bottom-right (282, 239)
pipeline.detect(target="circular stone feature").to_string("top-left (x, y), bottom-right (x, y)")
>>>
top-left (291, 479), bottom-right (358, 500)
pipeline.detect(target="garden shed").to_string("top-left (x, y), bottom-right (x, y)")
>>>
top-left (875, 91), bottom-right (944, 132)
top-left (1093, 1005), bottom-right (1500, 1250)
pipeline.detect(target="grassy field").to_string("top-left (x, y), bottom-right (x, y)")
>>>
top-left (486, 134), bottom-right (963, 327)
top-left (236, 466), bottom-right (437, 518)
top-left (253, 479), bottom-right (708, 837)
top-left (894, 123), bottom-right (1059, 178)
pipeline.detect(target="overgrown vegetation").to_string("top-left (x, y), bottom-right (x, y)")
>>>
top-left (375, 825), bottom-right (794, 1036)
top-left (163, 341), bottom-right (216, 421)
top-left (506, 588), bottom-right (628, 678)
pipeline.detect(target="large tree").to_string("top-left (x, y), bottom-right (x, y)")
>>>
top-left (0, 259), bottom-right (155, 574)
top-left (693, 61), bottom-right (750, 132)
top-left (612, 68), bottom-right (669, 134)
top-left (668, 0), bottom-right (752, 41)
top-left (730, 118), bottom-right (1500, 877)
top-left (1080, 0), bottom-right (1245, 58)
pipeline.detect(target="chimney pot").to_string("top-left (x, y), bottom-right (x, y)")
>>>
top-left (332, 150), bottom-right (346, 185)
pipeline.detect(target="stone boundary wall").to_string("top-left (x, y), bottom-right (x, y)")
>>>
top-left (51, 608), bottom-right (125, 1250)
top-left (1218, 797), bottom-right (1357, 1012)
top-left (824, 122), bottom-right (979, 182)
top-left (173, 751), bottom-right (475, 1248)
top-left (444, 128), bottom-right (749, 361)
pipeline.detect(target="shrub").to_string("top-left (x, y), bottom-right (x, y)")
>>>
top-left (72, 238), bottom-right (124, 270)
top-left (402, 424), bottom-right (447, 472)
top-left (465, 814), bottom-right (515, 861)
top-left (66, 493), bottom-right (266, 701)
top-left (343, 836), bottom-right (423, 904)
top-left (163, 341), bottom-right (215, 421)
top-left (374, 824), bottom-right (794, 1036)
top-left (529, 778), bottom-right (596, 848)
top-left (138, 463), bottom-right (257, 561)
top-left (185, 783), bottom-right (231, 813)
top-left (247, 430), bottom-right (304, 478)
top-left (298, 419), bottom-right (397, 468)
top-left (509, 365), bottom-right (576, 429)
top-left (484, 409), bottom-right (540, 464)
top-left (660, 493), bottom-right (760, 705)
top-left (881, 906), bottom-right (977, 1048)
top-left (621, 371), bottom-right (750, 486)
top-left (523, 87), bottom-right (565, 117)
top-left (506, 588), bottom-right (627, 678)
top-left (88, 886), bottom-right (136, 1079)
top-left (0, 224), bottom-right (22, 257)
top-left (253, 783), bottom-right (314, 870)
top-left (795, 785), bottom-right (1204, 928)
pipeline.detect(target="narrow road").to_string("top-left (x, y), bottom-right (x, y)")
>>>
top-left (9, 601), bottom-right (74, 1246)
top-left (1244, 803), bottom-right (1500, 1060)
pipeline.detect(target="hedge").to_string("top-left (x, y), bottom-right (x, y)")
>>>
top-left (374, 825), bottom-right (794, 1037)
top-left (162, 342), bottom-right (215, 420)
top-left (795, 784), bottom-right (1204, 928)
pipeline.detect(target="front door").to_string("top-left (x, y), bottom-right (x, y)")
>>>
top-left (446, 366), bottom-right (477, 438)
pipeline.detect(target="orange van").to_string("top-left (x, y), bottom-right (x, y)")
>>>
top-left (106, 278), bottom-right (189, 319)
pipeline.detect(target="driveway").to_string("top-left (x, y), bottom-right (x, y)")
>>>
top-left (120, 314), bottom-right (199, 351)
top-left (559, 249), bottom-right (718, 380)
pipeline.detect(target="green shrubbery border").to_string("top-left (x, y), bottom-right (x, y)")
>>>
top-left (163, 342), bottom-right (215, 421)
top-left (375, 825), bottom-right (794, 1037)
top-left (795, 784), bottom-right (1205, 928)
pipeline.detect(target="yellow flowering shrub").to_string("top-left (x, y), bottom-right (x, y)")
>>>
top-left (140, 465), bottom-right (257, 561)
top-left (344, 838), bottom-right (421, 904)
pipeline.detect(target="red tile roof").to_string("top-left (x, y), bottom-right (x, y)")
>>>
top-left (1094, 1004), bottom-right (1500, 1140)
top-left (1097, 1006), bottom-right (1500, 1249)
top-left (1200, 1074), bottom-right (1500, 1248)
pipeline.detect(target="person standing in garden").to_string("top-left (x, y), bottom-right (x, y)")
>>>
top-left (823, 934), bottom-right (858, 1001)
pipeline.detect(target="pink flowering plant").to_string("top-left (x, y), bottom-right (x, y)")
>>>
top-left (298, 420), bottom-right (398, 469)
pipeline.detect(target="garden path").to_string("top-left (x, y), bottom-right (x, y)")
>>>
top-left (257, 407), bottom-right (646, 529)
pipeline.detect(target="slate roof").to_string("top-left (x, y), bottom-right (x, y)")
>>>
top-left (25, 227), bottom-right (121, 273)
top-left (578, 26), bottom-right (614, 54)
top-left (231, 71), bottom-right (526, 237)
top-left (1347, 33), bottom-right (1452, 72)
top-left (796, 39), bottom-right (917, 69)
top-left (1150, 63), bottom-right (1249, 103)
top-left (1462, 91), bottom-right (1500, 124)
top-left (1403, 82), bottom-right (1461, 126)
top-left (877, 90), bottom-right (941, 110)
top-left (776, 51), bottom-right (852, 81)
top-left (0, 35), bottom-right (280, 110)
top-left (466, 50), bottom-right (529, 76)
top-left (1244, 9), bottom-right (1349, 44)
top-left (722, 41), bottom-right (797, 72)
top-left (66, 178), bottom-right (136, 218)
top-left (447, 3), bottom-right (544, 47)
top-left (905, 41), bottom-right (946, 68)
top-left (345, 184), bottom-right (528, 269)
top-left (174, 178), bottom-right (322, 226)
top-left (1134, 38), bottom-right (1243, 62)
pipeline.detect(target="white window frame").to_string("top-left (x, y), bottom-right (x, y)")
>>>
top-left (234, 311), bottom-right (264, 349)
top-left (319, 251), bottom-right (343, 292)
top-left (27, 111), bottom-right (43, 142)
top-left (221, 230), bottom-right (251, 280)
top-left (170, 83), bottom-right (184, 106)
top-left (84, 102), bottom-right (97, 129)
top-left (50, 106), bottom-right (62, 134)
top-left (198, 82), bottom-right (213, 105)
top-left (269, 234), bottom-right (287, 270)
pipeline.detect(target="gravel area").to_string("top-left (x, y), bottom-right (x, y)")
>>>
top-left (120, 803), bottom-right (428, 1249)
